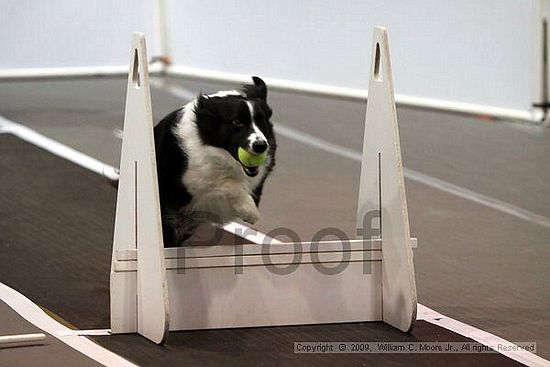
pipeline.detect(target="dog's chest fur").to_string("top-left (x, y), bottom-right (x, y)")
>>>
top-left (176, 104), bottom-right (254, 221)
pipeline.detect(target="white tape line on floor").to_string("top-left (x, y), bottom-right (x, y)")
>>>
top-left (0, 116), bottom-right (119, 181)
top-left (0, 282), bottom-right (137, 367)
top-left (417, 304), bottom-right (550, 367)
top-left (273, 123), bottom-right (550, 229)
top-left (223, 223), bottom-right (549, 367)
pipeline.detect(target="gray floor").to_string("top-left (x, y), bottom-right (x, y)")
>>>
top-left (0, 76), bottom-right (549, 360)
top-left (0, 133), bottom-right (524, 367)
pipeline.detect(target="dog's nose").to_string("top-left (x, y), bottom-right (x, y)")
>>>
top-left (252, 140), bottom-right (268, 154)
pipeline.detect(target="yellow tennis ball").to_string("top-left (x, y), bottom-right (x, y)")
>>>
top-left (238, 147), bottom-right (267, 167)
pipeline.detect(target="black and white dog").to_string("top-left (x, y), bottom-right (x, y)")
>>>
top-left (154, 77), bottom-right (276, 246)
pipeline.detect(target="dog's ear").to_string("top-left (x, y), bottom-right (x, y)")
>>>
top-left (252, 76), bottom-right (267, 99)
top-left (243, 76), bottom-right (267, 101)
top-left (195, 94), bottom-right (218, 118)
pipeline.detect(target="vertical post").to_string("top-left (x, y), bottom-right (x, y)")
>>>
top-left (154, 0), bottom-right (171, 67)
top-left (356, 27), bottom-right (417, 332)
top-left (110, 32), bottom-right (170, 344)
top-left (534, 0), bottom-right (550, 124)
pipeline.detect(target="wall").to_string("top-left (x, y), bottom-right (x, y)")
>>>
top-left (166, 0), bottom-right (536, 111)
top-left (0, 0), bottom-right (158, 68)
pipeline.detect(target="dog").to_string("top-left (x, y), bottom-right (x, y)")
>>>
top-left (153, 77), bottom-right (276, 246)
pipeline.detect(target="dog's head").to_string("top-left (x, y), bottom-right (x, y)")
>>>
top-left (193, 77), bottom-right (274, 177)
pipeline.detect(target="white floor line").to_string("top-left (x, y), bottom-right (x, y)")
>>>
top-left (150, 83), bottom-right (550, 230)
top-left (0, 116), bottom-right (119, 181)
top-left (274, 123), bottom-right (550, 229)
top-left (0, 282), bottom-right (137, 367)
top-left (416, 304), bottom-right (550, 367)
top-left (222, 223), bottom-right (549, 367)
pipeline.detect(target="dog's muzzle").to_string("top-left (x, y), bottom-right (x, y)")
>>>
top-left (242, 165), bottom-right (259, 177)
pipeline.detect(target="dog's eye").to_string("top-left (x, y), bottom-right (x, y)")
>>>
top-left (232, 120), bottom-right (244, 127)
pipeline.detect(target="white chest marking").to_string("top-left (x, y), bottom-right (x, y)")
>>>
top-left (174, 102), bottom-right (257, 223)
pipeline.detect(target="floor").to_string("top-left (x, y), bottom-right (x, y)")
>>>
top-left (0, 300), bottom-right (102, 367)
top-left (0, 76), bottom-right (549, 365)
top-left (0, 133), bottom-right (523, 367)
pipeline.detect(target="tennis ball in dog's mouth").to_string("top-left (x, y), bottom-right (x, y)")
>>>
top-left (238, 147), bottom-right (267, 167)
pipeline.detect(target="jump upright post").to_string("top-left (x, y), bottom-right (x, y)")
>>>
top-left (110, 33), bottom-right (169, 344)
top-left (357, 28), bottom-right (417, 332)
top-left (110, 27), bottom-right (417, 344)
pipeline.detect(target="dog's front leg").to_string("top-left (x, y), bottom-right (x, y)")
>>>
top-left (219, 180), bottom-right (260, 224)
top-left (234, 193), bottom-right (260, 224)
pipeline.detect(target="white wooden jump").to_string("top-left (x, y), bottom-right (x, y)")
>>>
top-left (110, 27), bottom-right (417, 344)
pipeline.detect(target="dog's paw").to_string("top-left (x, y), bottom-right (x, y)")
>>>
top-left (242, 213), bottom-right (259, 224)
top-left (236, 202), bottom-right (260, 224)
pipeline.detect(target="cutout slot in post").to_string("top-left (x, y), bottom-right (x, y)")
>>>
top-left (132, 49), bottom-right (141, 88)
top-left (374, 43), bottom-right (383, 82)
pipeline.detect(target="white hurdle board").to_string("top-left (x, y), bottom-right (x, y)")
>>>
top-left (357, 28), bottom-right (417, 332)
top-left (110, 27), bottom-right (417, 344)
top-left (110, 33), bottom-right (169, 344)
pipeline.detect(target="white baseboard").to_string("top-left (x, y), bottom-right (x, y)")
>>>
top-left (0, 64), bottom-right (538, 122)
top-left (167, 65), bottom-right (538, 122)
top-left (0, 64), bottom-right (163, 80)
